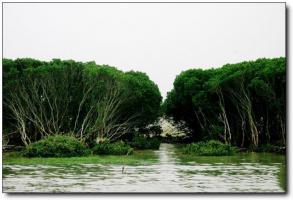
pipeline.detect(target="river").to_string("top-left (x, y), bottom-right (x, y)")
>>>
top-left (3, 143), bottom-right (285, 193)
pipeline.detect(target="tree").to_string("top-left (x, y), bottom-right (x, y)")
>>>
top-left (3, 58), bottom-right (162, 146)
top-left (164, 57), bottom-right (286, 149)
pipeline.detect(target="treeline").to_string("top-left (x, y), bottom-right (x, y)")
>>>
top-left (163, 57), bottom-right (286, 149)
top-left (3, 58), bottom-right (162, 147)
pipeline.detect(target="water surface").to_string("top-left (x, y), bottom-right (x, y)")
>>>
top-left (3, 143), bottom-right (285, 193)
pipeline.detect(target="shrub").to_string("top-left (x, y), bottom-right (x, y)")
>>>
top-left (258, 144), bottom-right (285, 154)
top-left (92, 141), bottom-right (133, 155)
top-left (130, 134), bottom-right (161, 150)
top-left (182, 140), bottom-right (236, 156)
top-left (23, 135), bottom-right (90, 157)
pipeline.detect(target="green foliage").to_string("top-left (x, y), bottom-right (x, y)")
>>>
top-left (164, 57), bottom-right (286, 150)
top-left (258, 144), bottom-right (285, 154)
top-left (3, 150), bottom-right (157, 165)
top-left (122, 71), bottom-right (162, 127)
top-left (23, 135), bottom-right (90, 158)
top-left (92, 141), bottom-right (133, 155)
top-left (182, 140), bottom-right (236, 156)
top-left (3, 58), bottom-right (162, 146)
top-left (130, 134), bottom-right (161, 150)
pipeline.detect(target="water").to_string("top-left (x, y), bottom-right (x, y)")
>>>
top-left (3, 143), bottom-right (285, 193)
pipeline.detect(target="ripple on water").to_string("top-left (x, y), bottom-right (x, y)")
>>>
top-left (3, 143), bottom-right (285, 193)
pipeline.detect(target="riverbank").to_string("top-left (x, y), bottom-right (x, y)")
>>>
top-left (3, 143), bottom-right (285, 193)
top-left (3, 150), bottom-right (158, 165)
top-left (175, 144), bottom-right (285, 163)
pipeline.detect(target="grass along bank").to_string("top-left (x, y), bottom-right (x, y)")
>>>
top-left (3, 149), bottom-right (157, 166)
top-left (181, 140), bottom-right (236, 156)
top-left (175, 144), bottom-right (285, 164)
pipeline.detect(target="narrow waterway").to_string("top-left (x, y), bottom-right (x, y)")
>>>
top-left (3, 143), bottom-right (285, 193)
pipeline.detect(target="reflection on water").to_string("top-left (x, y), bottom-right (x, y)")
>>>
top-left (3, 143), bottom-right (285, 193)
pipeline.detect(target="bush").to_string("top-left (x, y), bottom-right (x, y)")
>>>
top-left (130, 134), bottom-right (161, 150)
top-left (258, 144), bottom-right (285, 154)
top-left (182, 140), bottom-right (236, 156)
top-left (23, 135), bottom-right (90, 157)
top-left (92, 141), bottom-right (133, 155)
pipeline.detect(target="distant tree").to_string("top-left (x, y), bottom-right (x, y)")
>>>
top-left (3, 59), bottom-right (162, 146)
top-left (164, 57), bottom-right (286, 148)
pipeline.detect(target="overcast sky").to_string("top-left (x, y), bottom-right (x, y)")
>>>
top-left (3, 3), bottom-right (285, 99)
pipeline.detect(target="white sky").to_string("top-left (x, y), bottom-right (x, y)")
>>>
top-left (3, 3), bottom-right (285, 99)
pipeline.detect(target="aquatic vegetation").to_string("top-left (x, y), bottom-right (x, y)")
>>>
top-left (3, 150), bottom-right (157, 165)
top-left (130, 134), bottom-right (161, 150)
top-left (182, 140), bottom-right (236, 156)
top-left (92, 141), bottom-right (133, 155)
top-left (23, 135), bottom-right (90, 157)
